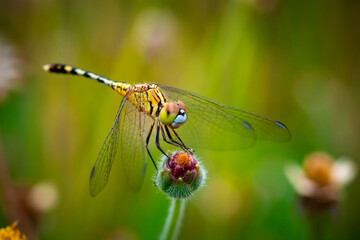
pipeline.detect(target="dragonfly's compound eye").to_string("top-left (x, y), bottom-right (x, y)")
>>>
top-left (170, 100), bottom-right (187, 128)
top-left (171, 111), bottom-right (187, 129)
top-left (160, 102), bottom-right (187, 128)
top-left (176, 100), bottom-right (187, 112)
top-left (160, 102), bottom-right (180, 126)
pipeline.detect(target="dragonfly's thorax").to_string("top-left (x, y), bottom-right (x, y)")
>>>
top-left (126, 83), bottom-right (167, 117)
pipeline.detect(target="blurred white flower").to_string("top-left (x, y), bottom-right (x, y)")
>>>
top-left (0, 37), bottom-right (22, 101)
top-left (285, 152), bottom-right (357, 203)
top-left (27, 181), bottom-right (59, 213)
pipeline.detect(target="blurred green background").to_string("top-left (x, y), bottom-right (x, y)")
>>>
top-left (0, 0), bottom-right (360, 239)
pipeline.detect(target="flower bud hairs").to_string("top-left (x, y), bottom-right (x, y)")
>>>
top-left (156, 151), bottom-right (207, 199)
top-left (156, 151), bottom-right (207, 240)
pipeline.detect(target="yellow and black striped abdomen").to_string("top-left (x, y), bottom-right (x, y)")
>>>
top-left (43, 63), bottom-right (131, 97)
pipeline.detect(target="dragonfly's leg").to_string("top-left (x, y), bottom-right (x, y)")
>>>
top-left (155, 121), bottom-right (169, 159)
top-left (160, 125), bottom-right (184, 149)
top-left (168, 126), bottom-right (193, 153)
top-left (164, 126), bottom-right (183, 147)
top-left (146, 121), bottom-right (158, 172)
top-left (146, 121), bottom-right (159, 187)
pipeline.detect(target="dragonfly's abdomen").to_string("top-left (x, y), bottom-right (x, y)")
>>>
top-left (44, 63), bottom-right (132, 95)
top-left (127, 83), bottom-right (167, 117)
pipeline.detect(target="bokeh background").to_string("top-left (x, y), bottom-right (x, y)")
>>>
top-left (1, 0), bottom-right (360, 239)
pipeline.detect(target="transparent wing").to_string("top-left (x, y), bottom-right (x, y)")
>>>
top-left (118, 99), bottom-right (148, 191)
top-left (159, 85), bottom-right (290, 150)
top-left (89, 96), bottom-right (128, 197)
top-left (89, 95), bottom-right (148, 196)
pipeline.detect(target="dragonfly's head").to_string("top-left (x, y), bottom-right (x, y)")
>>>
top-left (160, 100), bottom-right (187, 129)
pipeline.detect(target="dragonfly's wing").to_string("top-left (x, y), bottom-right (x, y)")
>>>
top-left (90, 96), bottom-right (128, 197)
top-left (159, 85), bottom-right (290, 150)
top-left (118, 99), bottom-right (147, 191)
top-left (89, 96), bottom-right (147, 196)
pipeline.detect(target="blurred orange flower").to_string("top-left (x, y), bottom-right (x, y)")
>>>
top-left (285, 152), bottom-right (357, 203)
top-left (0, 221), bottom-right (27, 240)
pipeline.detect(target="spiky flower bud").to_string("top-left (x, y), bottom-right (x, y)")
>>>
top-left (156, 151), bottom-right (206, 199)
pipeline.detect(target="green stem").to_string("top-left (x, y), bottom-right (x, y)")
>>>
top-left (160, 198), bottom-right (187, 240)
top-left (171, 199), bottom-right (186, 240)
top-left (160, 199), bottom-right (177, 240)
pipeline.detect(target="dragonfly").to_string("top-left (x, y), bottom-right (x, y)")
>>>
top-left (43, 63), bottom-right (290, 196)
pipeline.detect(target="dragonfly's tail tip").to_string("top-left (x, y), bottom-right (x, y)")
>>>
top-left (43, 64), bottom-right (51, 72)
